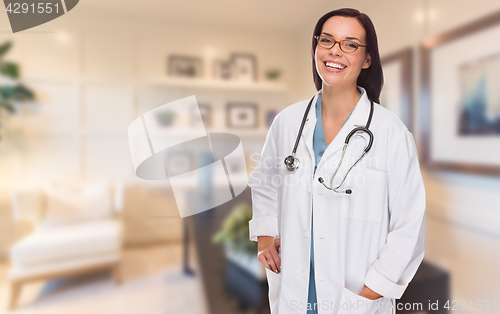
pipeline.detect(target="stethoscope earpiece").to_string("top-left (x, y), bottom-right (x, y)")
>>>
top-left (318, 177), bottom-right (353, 194)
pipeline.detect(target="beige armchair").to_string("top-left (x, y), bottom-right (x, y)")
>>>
top-left (7, 181), bottom-right (124, 310)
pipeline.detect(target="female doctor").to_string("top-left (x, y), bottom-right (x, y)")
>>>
top-left (248, 8), bottom-right (426, 314)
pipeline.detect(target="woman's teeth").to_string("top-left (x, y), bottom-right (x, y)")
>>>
top-left (325, 62), bottom-right (346, 70)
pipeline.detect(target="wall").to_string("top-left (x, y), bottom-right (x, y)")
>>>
top-left (292, 0), bottom-right (500, 310)
top-left (0, 9), bottom-right (302, 257)
top-left (0, 1), bottom-right (499, 310)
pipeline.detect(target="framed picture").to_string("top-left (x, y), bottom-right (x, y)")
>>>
top-left (230, 53), bottom-right (257, 82)
top-left (380, 47), bottom-right (414, 132)
top-left (213, 59), bottom-right (233, 80)
top-left (420, 10), bottom-right (500, 175)
top-left (189, 103), bottom-right (211, 128)
top-left (199, 104), bottom-right (211, 128)
top-left (168, 55), bottom-right (203, 78)
top-left (226, 103), bottom-right (258, 128)
top-left (266, 109), bottom-right (278, 127)
top-left (166, 151), bottom-right (193, 177)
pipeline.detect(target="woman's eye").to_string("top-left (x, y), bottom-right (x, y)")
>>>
top-left (345, 42), bottom-right (357, 48)
top-left (320, 38), bottom-right (332, 43)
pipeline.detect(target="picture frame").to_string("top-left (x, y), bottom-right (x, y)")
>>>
top-left (213, 59), bottom-right (233, 80)
top-left (380, 47), bottom-right (414, 132)
top-left (266, 109), bottom-right (278, 127)
top-left (420, 10), bottom-right (500, 176)
top-left (230, 53), bottom-right (257, 82)
top-left (166, 151), bottom-right (193, 177)
top-left (189, 103), bottom-right (211, 128)
top-left (226, 103), bottom-right (258, 128)
top-left (168, 55), bottom-right (203, 78)
top-left (198, 104), bottom-right (211, 128)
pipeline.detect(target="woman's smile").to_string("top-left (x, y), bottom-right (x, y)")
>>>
top-left (323, 60), bottom-right (347, 73)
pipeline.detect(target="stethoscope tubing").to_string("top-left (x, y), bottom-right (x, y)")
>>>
top-left (291, 96), bottom-right (316, 157)
top-left (284, 93), bottom-right (375, 194)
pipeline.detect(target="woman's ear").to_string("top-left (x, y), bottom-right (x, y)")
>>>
top-left (362, 53), bottom-right (372, 69)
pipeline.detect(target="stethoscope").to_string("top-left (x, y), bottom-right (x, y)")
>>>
top-left (283, 94), bottom-right (374, 194)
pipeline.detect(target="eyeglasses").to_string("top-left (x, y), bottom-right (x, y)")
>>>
top-left (314, 35), bottom-right (367, 53)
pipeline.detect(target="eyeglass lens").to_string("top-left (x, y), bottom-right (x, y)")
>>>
top-left (317, 36), bottom-right (360, 53)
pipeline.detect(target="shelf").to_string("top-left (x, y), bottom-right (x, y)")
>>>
top-left (141, 77), bottom-right (288, 93)
top-left (208, 128), bottom-right (269, 138)
top-left (78, 127), bottom-right (269, 138)
top-left (24, 76), bottom-right (289, 94)
top-left (142, 128), bottom-right (269, 139)
top-left (165, 175), bottom-right (249, 189)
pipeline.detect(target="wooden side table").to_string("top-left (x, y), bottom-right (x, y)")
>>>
top-left (188, 187), bottom-right (269, 314)
top-left (397, 260), bottom-right (450, 314)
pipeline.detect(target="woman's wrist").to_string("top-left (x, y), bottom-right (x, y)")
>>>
top-left (359, 285), bottom-right (383, 300)
top-left (257, 236), bottom-right (275, 252)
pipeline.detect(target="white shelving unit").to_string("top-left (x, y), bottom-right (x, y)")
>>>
top-left (8, 32), bottom-right (292, 186)
top-left (142, 76), bottom-right (288, 93)
top-left (135, 76), bottom-right (287, 139)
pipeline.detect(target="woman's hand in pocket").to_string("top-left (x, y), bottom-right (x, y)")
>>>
top-left (257, 236), bottom-right (281, 274)
top-left (359, 285), bottom-right (383, 300)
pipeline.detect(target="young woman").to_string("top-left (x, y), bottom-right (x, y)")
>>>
top-left (248, 8), bottom-right (426, 314)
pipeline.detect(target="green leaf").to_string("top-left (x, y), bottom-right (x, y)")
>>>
top-left (0, 101), bottom-right (15, 113)
top-left (14, 84), bottom-right (34, 100)
top-left (0, 41), bottom-right (12, 58)
top-left (0, 85), bottom-right (34, 102)
top-left (0, 62), bottom-right (19, 79)
top-left (0, 86), bottom-right (15, 99)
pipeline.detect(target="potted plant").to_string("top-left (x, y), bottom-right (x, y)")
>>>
top-left (0, 41), bottom-right (35, 140)
top-left (212, 202), bottom-right (265, 280)
top-left (155, 110), bottom-right (177, 127)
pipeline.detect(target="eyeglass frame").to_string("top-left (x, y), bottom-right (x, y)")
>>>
top-left (314, 35), bottom-right (368, 53)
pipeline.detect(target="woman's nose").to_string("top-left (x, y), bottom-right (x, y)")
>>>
top-left (329, 42), bottom-right (343, 55)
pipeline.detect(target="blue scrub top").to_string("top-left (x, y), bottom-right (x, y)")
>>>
top-left (307, 87), bottom-right (363, 314)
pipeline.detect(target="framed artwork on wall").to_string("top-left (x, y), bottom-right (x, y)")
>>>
top-left (420, 10), bottom-right (500, 175)
top-left (266, 109), bottom-right (278, 127)
top-left (166, 151), bottom-right (193, 177)
top-left (229, 53), bottom-right (257, 83)
top-left (226, 103), bottom-right (258, 128)
top-left (190, 103), bottom-right (211, 128)
top-left (380, 47), bottom-right (414, 132)
top-left (168, 55), bottom-right (203, 78)
top-left (213, 59), bottom-right (233, 80)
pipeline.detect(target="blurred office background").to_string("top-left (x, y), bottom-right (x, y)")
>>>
top-left (0, 0), bottom-right (500, 313)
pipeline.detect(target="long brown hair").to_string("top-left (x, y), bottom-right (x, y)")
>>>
top-left (311, 8), bottom-right (383, 103)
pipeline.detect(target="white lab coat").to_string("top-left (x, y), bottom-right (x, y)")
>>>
top-left (248, 86), bottom-right (426, 314)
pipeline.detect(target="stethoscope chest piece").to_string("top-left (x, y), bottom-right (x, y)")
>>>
top-left (284, 154), bottom-right (300, 172)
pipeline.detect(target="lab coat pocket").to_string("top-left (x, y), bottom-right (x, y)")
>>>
top-left (343, 287), bottom-right (387, 314)
top-left (265, 267), bottom-right (282, 314)
top-left (337, 287), bottom-right (349, 314)
top-left (341, 167), bottom-right (388, 223)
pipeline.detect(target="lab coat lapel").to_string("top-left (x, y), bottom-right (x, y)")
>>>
top-left (315, 86), bottom-right (372, 172)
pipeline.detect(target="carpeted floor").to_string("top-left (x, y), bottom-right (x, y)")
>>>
top-left (0, 243), bottom-right (209, 314)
